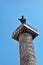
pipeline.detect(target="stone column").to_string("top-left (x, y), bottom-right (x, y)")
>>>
top-left (19, 33), bottom-right (36, 65)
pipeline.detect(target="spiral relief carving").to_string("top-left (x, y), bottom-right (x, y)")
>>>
top-left (19, 33), bottom-right (36, 65)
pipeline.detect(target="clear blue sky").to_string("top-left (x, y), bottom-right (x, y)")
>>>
top-left (0, 0), bottom-right (43, 65)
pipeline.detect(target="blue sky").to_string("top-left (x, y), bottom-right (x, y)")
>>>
top-left (0, 0), bottom-right (43, 65)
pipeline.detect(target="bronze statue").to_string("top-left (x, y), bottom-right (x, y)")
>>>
top-left (18, 16), bottom-right (26, 24)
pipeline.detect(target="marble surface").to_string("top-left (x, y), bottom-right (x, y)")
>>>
top-left (19, 33), bottom-right (36, 65)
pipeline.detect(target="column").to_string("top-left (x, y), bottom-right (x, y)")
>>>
top-left (19, 33), bottom-right (36, 65)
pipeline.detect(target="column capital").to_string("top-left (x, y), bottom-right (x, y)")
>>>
top-left (12, 24), bottom-right (39, 41)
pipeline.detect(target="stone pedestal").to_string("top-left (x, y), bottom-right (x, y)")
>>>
top-left (19, 33), bottom-right (36, 65)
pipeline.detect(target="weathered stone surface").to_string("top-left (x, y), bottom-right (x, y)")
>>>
top-left (19, 33), bottom-right (36, 65)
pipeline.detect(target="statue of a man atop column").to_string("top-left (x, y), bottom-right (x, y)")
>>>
top-left (18, 16), bottom-right (26, 24)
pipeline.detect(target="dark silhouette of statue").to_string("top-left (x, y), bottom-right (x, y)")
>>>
top-left (18, 16), bottom-right (26, 24)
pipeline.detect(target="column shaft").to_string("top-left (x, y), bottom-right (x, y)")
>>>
top-left (19, 33), bottom-right (36, 65)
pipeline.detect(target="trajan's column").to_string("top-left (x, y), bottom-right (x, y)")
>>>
top-left (12, 16), bottom-right (39, 65)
